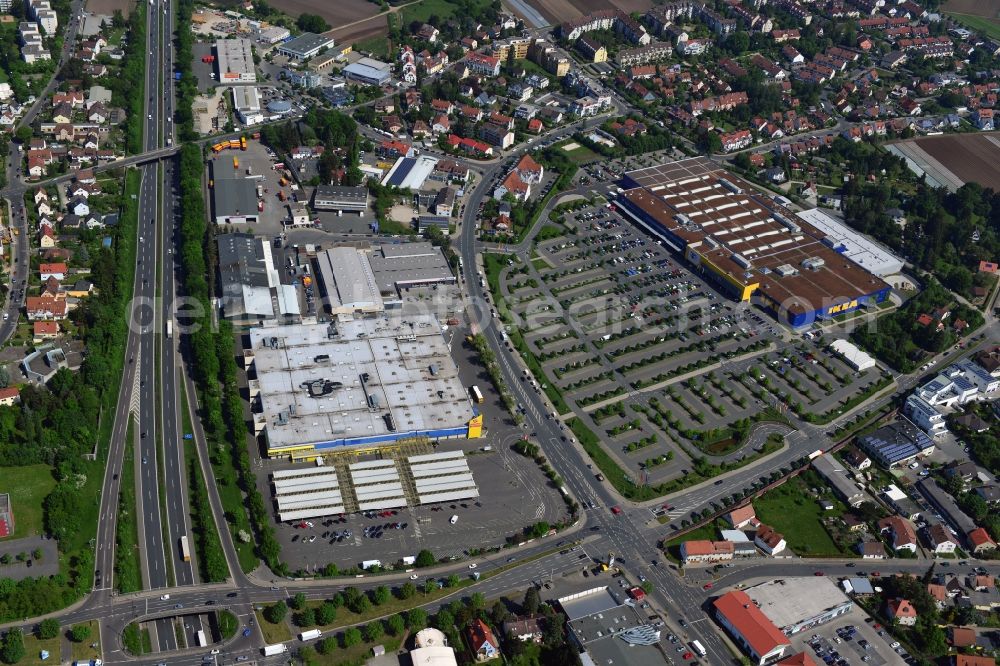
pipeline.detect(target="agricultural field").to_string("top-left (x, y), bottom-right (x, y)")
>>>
top-left (528, 0), bottom-right (656, 24)
top-left (913, 133), bottom-right (1000, 191)
top-left (944, 0), bottom-right (1000, 40)
top-left (262, 0), bottom-right (380, 23)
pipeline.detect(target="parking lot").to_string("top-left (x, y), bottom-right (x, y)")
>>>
top-left (208, 139), bottom-right (300, 233)
top-left (492, 202), bottom-right (783, 484)
top-left (266, 438), bottom-right (569, 573)
top-left (788, 608), bottom-right (913, 666)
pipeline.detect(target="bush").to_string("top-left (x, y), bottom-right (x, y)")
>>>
top-left (363, 621), bottom-right (383, 643)
top-left (341, 627), bottom-right (362, 648)
top-left (70, 625), bottom-right (90, 643)
top-left (415, 549), bottom-right (435, 567)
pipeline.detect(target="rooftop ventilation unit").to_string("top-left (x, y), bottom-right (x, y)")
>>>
top-left (301, 379), bottom-right (342, 397)
top-left (802, 256), bottom-right (826, 270)
top-left (774, 263), bottom-right (798, 277)
top-left (731, 253), bottom-right (753, 270)
top-left (314, 354), bottom-right (330, 363)
top-left (674, 213), bottom-right (693, 226)
top-left (717, 177), bottom-right (743, 195)
top-left (772, 213), bottom-right (801, 234)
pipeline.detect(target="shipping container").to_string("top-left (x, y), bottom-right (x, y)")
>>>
top-left (262, 645), bottom-right (287, 656)
top-left (298, 630), bottom-right (322, 642)
top-left (179, 535), bottom-right (190, 562)
top-left (233, 157), bottom-right (239, 169)
top-left (470, 385), bottom-right (484, 404)
top-left (240, 136), bottom-right (247, 150)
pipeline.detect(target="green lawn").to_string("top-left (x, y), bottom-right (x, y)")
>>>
top-left (255, 611), bottom-right (292, 644)
top-left (353, 34), bottom-right (391, 59)
top-left (400, 0), bottom-right (489, 25)
top-left (69, 621), bottom-right (101, 662)
top-left (1, 465), bottom-right (56, 540)
top-left (22, 633), bottom-right (61, 666)
top-left (947, 12), bottom-right (1000, 40)
top-left (561, 144), bottom-right (602, 165)
top-left (754, 477), bottom-right (850, 557)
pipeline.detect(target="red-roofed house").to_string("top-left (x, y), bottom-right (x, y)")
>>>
top-left (968, 527), bottom-right (997, 554)
top-left (513, 154), bottom-right (544, 183)
top-left (754, 524), bottom-right (786, 555)
top-left (466, 52), bottom-right (501, 77)
top-left (886, 598), bottom-right (917, 626)
top-left (953, 656), bottom-right (997, 666)
top-left (725, 505), bottom-right (757, 529)
top-left (778, 653), bottom-right (818, 666)
top-left (0, 387), bottom-right (20, 407)
top-left (950, 627), bottom-right (978, 648)
top-left (681, 540), bottom-right (735, 565)
top-left (377, 140), bottom-right (412, 159)
top-left (25, 294), bottom-right (68, 321)
top-left (527, 118), bottom-right (543, 133)
top-left (466, 619), bottom-right (500, 662)
top-left (33, 321), bottom-right (60, 341)
top-left (494, 171), bottom-right (531, 201)
top-left (714, 590), bottom-right (791, 664)
top-left (879, 516), bottom-right (917, 553)
top-left (39, 263), bottom-right (67, 281)
top-left (980, 261), bottom-right (998, 274)
top-left (446, 134), bottom-right (494, 157)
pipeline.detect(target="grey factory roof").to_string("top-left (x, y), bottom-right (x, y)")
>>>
top-left (277, 32), bottom-right (334, 58)
top-left (745, 578), bottom-right (851, 633)
top-left (368, 242), bottom-right (455, 293)
top-left (218, 233), bottom-right (273, 317)
top-left (213, 178), bottom-right (259, 220)
top-left (812, 453), bottom-right (868, 506)
top-left (313, 185), bottom-right (369, 210)
top-left (916, 478), bottom-right (977, 535)
top-left (248, 317), bottom-right (475, 453)
top-left (315, 247), bottom-right (383, 312)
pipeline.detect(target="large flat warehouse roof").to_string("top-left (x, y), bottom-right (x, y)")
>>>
top-left (745, 577), bottom-right (851, 632)
top-left (249, 318), bottom-right (476, 455)
top-left (618, 157), bottom-right (890, 321)
top-left (214, 38), bottom-right (256, 82)
top-left (795, 208), bottom-right (905, 277)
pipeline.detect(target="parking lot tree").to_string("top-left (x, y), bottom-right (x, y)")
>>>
top-left (398, 582), bottom-right (416, 600)
top-left (341, 627), bottom-right (362, 648)
top-left (264, 601), bottom-right (287, 624)
top-left (293, 608), bottom-right (315, 628)
top-left (316, 637), bottom-right (336, 655)
top-left (298, 646), bottom-right (316, 666)
top-left (423, 580), bottom-right (437, 595)
top-left (322, 563), bottom-right (338, 577)
top-left (407, 608), bottom-right (427, 630)
top-left (387, 614), bottom-right (405, 636)
top-left (290, 592), bottom-right (306, 611)
top-left (434, 609), bottom-right (454, 631)
top-left (37, 619), bottom-right (59, 640)
top-left (315, 602), bottom-right (336, 626)
top-left (414, 548), bottom-right (437, 567)
top-left (523, 587), bottom-right (540, 615)
top-left (351, 594), bottom-right (371, 615)
top-left (470, 592), bottom-right (486, 610)
top-left (372, 585), bottom-right (391, 606)
top-left (446, 574), bottom-right (461, 588)
top-left (363, 621), bottom-right (383, 643)
top-left (69, 625), bottom-right (90, 643)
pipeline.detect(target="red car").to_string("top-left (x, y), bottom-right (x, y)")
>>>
top-left (682, 652), bottom-right (693, 660)
top-left (871, 571), bottom-right (881, 577)
top-left (611, 506), bottom-right (622, 515)
top-left (703, 583), bottom-right (713, 590)
top-left (814, 571), bottom-right (825, 576)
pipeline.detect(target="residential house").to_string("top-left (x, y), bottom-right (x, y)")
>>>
top-left (25, 293), bottom-right (67, 320)
top-left (968, 528), bottom-right (997, 554)
top-left (32, 321), bottom-right (60, 342)
top-left (927, 584), bottom-right (948, 610)
top-left (39, 263), bottom-right (67, 281)
top-left (0, 388), bottom-right (20, 407)
top-left (725, 505), bottom-right (757, 529)
top-left (680, 540), bottom-right (735, 565)
top-left (843, 448), bottom-right (870, 471)
top-left (926, 523), bottom-right (959, 554)
top-left (886, 598), bottom-right (917, 626)
top-left (857, 541), bottom-right (886, 559)
top-left (466, 619), bottom-right (499, 662)
top-left (879, 516), bottom-right (917, 553)
top-left (754, 524), bottom-right (786, 555)
top-left (503, 616), bottom-right (543, 643)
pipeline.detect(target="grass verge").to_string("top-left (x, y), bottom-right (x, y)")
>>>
top-left (255, 611), bottom-right (293, 644)
top-left (114, 415), bottom-right (142, 593)
top-left (754, 476), bottom-right (852, 557)
top-left (21, 632), bottom-right (60, 666)
top-left (69, 621), bottom-right (101, 662)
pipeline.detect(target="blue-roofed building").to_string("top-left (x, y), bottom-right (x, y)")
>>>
top-left (858, 420), bottom-right (934, 468)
